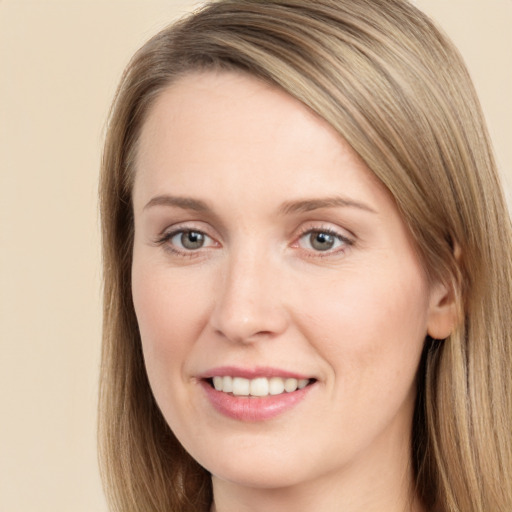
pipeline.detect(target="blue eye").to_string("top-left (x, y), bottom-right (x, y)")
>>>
top-left (298, 230), bottom-right (350, 252)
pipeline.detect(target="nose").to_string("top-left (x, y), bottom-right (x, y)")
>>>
top-left (209, 248), bottom-right (289, 344)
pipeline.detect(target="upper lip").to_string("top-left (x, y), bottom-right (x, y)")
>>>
top-left (197, 366), bottom-right (313, 380)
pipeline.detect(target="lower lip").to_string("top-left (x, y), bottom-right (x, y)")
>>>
top-left (200, 380), bottom-right (314, 422)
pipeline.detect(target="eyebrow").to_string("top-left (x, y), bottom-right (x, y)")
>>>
top-left (142, 194), bottom-right (377, 215)
top-left (143, 195), bottom-right (210, 212)
top-left (278, 196), bottom-right (377, 215)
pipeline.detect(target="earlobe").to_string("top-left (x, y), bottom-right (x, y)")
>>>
top-left (426, 279), bottom-right (459, 340)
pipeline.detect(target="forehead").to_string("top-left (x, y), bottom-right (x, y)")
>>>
top-left (136, 71), bottom-right (347, 169)
top-left (133, 71), bottom-right (388, 212)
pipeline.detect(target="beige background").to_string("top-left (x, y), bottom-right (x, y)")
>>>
top-left (0, 1), bottom-right (510, 511)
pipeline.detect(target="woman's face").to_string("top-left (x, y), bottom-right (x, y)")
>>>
top-left (131, 72), bottom-right (451, 493)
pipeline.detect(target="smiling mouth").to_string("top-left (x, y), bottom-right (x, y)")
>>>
top-left (207, 376), bottom-right (316, 397)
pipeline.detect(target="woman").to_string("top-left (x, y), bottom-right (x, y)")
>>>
top-left (98, 0), bottom-right (512, 510)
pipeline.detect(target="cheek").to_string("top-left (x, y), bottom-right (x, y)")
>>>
top-left (131, 260), bottom-right (210, 401)
top-left (296, 262), bottom-right (430, 397)
top-left (132, 258), bottom-right (207, 343)
top-left (132, 269), bottom-right (174, 360)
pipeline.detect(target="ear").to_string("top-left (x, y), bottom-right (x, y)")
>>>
top-left (426, 279), bottom-right (459, 340)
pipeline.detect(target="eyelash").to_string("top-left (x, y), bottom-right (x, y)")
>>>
top-left (293, 226), bottom-right (354, 258)
top-left (153, 225), bottom-right (354, 258)
top-left (154, 228), bottom-right (217, 258)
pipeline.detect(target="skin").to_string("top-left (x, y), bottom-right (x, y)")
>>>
top-left (131, 71), bottom-right (455, 512)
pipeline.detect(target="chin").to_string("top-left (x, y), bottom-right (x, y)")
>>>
top-left (209, 461), bottom-right (306, 490)
top-left (185, 433), bottom-right (330, 491)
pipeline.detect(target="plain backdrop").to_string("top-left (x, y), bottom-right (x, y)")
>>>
top-left (0, 1), bottom-right (510, 511)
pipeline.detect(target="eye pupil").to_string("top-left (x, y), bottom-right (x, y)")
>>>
top-left (310, 232), bottom-right (335, 251)
top-left (181, 231), bottom-right (204, 249)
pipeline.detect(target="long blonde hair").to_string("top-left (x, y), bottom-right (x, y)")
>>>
top-left (98, 1), bottom-right (512, 510)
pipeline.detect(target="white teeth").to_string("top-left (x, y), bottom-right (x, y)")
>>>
top-left (211, 376), bottom-right (311, 397)
top-left (232, 377), bottom-right (250, 396)
top-left (269, 377), bottom-right (285, 395)
top-left (284, 378), bottom-right (298, 392)
top-left (250, 377), bottom-right (269, 397)
top-left (213, 376), bottom-right (223, 391)
top-left (298, 378), bottom-right (309, 389)
top-left (223, 376), bottom-right (233, 392)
